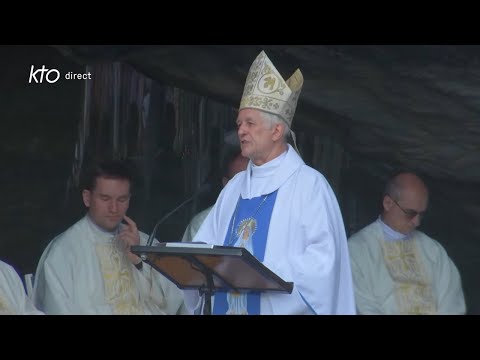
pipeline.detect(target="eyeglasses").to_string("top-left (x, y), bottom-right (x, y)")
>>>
top-left (391, 198), bottom-right (426, 220)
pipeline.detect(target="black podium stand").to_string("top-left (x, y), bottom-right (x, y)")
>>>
top-left (131, 243), bottom-right (294, 315)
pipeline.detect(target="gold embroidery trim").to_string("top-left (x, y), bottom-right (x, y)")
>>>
top-left (95, 242), bottom-right (143, 315)
top-left (381, 239), bottom-right (437, 315)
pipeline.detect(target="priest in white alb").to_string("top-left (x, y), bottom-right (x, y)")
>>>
top-left (348, 172), bottom-right (466, 314)
top-left (185, 50), bottom-right (356, 315)
top-left (33, 160), bottom-right (187, 315)
top-left (0, 260), bottom-right (43, 315)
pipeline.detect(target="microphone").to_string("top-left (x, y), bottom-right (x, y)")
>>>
top-left (146, 183), bottom-right (212, 246)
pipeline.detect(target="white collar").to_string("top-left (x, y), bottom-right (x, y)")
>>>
top-left (240, 144), bottom-right (303, 199)
top-left (86, 214), bottom-right (119, 236)
top-left (250, 149), bottom-right (287, 178)
top-left (377, 216), bottom-right (412, 241)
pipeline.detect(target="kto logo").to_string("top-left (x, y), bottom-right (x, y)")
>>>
top-left (28, 65), bottom-right (60, 84)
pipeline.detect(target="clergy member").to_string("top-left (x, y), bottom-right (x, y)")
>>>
top-left (33, 160), bottom-right (188, 315)
top-left (0, 260), bottom-right (43, 315)
top-left (348, 171), bottom-right (466, 314)
top-left (185, 50), bottom-right (356, 315)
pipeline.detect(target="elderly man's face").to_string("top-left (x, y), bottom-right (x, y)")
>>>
top-left (236, 109), bottom-right (277, 166)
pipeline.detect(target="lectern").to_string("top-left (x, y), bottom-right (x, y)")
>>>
top-left (131, 243), bottom-right (294, 315)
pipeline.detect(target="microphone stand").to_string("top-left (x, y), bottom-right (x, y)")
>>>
top-left (146, 196), bottom-right (195, 246)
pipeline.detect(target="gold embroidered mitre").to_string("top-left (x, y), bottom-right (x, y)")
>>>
top-left (239, 50), bottom-right (304, 127)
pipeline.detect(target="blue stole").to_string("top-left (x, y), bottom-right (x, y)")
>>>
top-left (212, 190), bottom-right (278, 315)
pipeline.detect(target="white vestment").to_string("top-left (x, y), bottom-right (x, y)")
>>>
top-left (182, 206), bottom-right (212, 243)
top-left (0, 260), bottom-right (43, 315)
top-left (348, 220), bottom-right (466, 315)
top-left (186, 145), bottom-right (356, 315)
top-left (33, 216), bottom-right (188, 315)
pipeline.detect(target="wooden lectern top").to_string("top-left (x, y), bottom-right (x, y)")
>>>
top-left (131, 243), bottom-right (293, 294)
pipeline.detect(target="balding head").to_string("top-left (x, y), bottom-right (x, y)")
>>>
top-left (385, 172), bottom-right (429, 203)
top-left (382, 172), bottom-right (429, 234)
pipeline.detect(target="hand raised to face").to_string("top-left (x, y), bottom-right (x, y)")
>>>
top-left (117, 215), bottom-right (142, 265)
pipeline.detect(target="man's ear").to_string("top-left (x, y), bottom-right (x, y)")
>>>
top-left (383, 195), bottom-right (393, 212)
top-left (82, 190), bottom-right (91, 208)
top-left (272, 123), bottom-right (284, 142)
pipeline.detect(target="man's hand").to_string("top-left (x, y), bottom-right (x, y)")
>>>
top-left (117, 215), bottom-right (142, 265)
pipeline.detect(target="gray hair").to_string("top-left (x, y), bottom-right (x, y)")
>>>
top-left (259, 111), bottom-right (291, 142)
